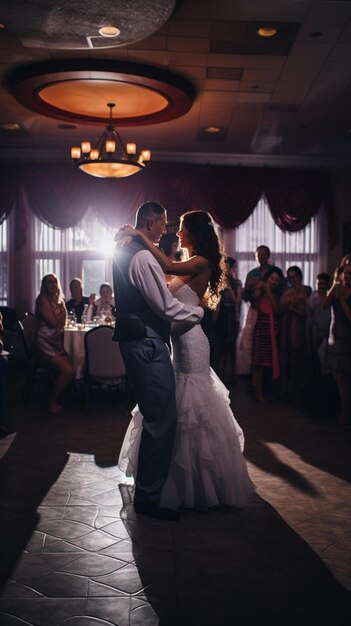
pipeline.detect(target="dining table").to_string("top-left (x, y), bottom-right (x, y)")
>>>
top-left (63, 325), bottom-right (90, 379)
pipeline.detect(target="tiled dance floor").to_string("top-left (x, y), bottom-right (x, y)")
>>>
top-left (0, 377), bottom-right (351, 625)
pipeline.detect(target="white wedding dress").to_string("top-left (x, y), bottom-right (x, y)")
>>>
top-left (118, 277), bottom-right (255, 509)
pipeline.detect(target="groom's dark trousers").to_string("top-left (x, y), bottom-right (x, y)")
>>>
top-left (119, 337), bottom-right (177, 505)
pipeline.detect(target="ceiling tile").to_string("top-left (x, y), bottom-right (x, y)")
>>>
top-left (304, 1), bottom-right (351, 25)
top-left (252, 0), bottom-right (310, 21)
top-left (243, 68), bottom-right (281, 82)
top-left (239, 82), bottom-right (276, 93)
top-left (204, 79), bottom-right (241, 91)
top-left (244, 56), bottom-right (287, 70)
top-left (167, 37), bottom-right (209, 53)
top-left (168, 51), bottom-right (207, 66)
top-left (290, 40), bottom-right (335, 57)
top-left (295, 22), bottom-right (344, 42)
top-left (201, 91), bottom-right (239, 104)
top-left (237, 92), bottom-right (271, 103)
top-left (167, 19), bottom-right (211, 38)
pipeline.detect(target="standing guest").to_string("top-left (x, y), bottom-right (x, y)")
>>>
top-left (306, 273), bottom-right (332, 417)
top-left (243, 245), bottom-right (274, 307)
top-left (65, 278), bottom-right (94, 323)
top-left (34, 274), bottom-right (75, 415)
top-left (322, 264), bottom-right (351, 425)
top-left (279, 266), bottom-right (312, 401)
top-left (307, 273), bottom-right (332, 354)
top-left (214, 257), bottom-right (242, 384)
top-left (0, 312), bottom-right (9, 438)
top-left (240, 245), bottom-right (281, 377)
top-left (86, 283), bottom-right (116, 322)
top-left (251, 267), bottom-right (282, 402)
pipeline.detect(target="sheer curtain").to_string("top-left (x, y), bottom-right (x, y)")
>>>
top-left (31, 194), bottom-right (326, 309)
top-left (33, 208), bottom-right (116, 306)
top-left (219, 194), bottom-right (326, 290)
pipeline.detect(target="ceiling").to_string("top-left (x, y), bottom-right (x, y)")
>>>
top-left (1, 0), bottom-right (351, 168)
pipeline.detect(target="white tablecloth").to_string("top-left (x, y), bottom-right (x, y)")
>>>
top-left (63, 327), bottom-right (89, 379)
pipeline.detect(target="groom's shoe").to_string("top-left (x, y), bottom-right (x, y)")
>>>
top-left (134, 502), bottom-right (180, 521)
top-left (155, 507), bottom-right (181, 521)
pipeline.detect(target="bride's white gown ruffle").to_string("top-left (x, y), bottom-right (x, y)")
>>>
top-left (118, 277), bottom-right (255, 509)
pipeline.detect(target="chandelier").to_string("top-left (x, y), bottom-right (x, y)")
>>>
top-left (70, 103), bottom-right (151, 178)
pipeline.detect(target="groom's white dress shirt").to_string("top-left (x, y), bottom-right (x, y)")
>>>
top-left (128, 250), bottom-right (204, 323)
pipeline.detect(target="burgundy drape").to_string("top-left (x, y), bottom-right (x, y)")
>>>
top-left (0, 164), bottom-right (19, 225)
top-left (0, 161), bottom-right (337, 248)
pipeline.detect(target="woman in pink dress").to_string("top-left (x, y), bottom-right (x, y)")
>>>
top-left (251, 267), bottom-right (282, 402)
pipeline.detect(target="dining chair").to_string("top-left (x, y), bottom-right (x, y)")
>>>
top-left (17, 315), bottom-right (53, 404)
top-left (84, 325), bottom-right (127, 414)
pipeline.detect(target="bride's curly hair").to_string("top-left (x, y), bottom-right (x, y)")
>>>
top-left (181, 210), bottom-right (225, 308)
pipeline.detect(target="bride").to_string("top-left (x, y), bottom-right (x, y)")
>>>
top-left (119, 210), bottom-right (255, 510)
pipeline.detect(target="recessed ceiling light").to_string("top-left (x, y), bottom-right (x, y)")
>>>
top-left (309, 31), bottom-right (323, 38)
top-left (257, 27), bottom-right (278, 38)
top-left (99, 25), bottom-right (120, 38)
top-left (0, 122), bottom-right (21, 130)
top-left (205, 126), bottom-right (221, 133)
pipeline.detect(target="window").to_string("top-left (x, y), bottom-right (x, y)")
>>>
top-left (34, 209), bottom-right (116, 300)
top-left (0, 216), bottom-right (9, 306)
top-left (219, 195), bottom-right (326, 289)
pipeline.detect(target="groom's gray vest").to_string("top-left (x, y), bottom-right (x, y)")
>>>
top-left (112, 238), bottom-right (171, 346)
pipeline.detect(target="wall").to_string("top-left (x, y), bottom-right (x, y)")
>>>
top-left (329, 168), bottom-right (351, 273)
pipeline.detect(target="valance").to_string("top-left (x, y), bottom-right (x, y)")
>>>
top-left (0, 161), bottom-right (337, 247)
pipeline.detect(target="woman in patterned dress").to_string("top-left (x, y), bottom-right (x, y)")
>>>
top-left (251, 267), bottom-right (283, 402)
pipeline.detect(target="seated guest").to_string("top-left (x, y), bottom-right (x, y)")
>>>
top-left (0, 312), bottom-right (9, 438)
top-left (65, 277), bottom-right (94, 323)
top-left (86, 283), bottom-right (116, 322)
top-left (34, 274), bottom-right (75, 415)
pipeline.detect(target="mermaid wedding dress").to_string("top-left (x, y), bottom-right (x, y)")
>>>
top-left (118, 277), bottom-right (255, 509)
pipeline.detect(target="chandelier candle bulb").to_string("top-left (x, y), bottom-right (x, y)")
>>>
top-left (127, 143), bottom-right (136, 155)
top-left (81, 141), bottom-right (91, 153)
top-left (105, 140), bottom-right (116, 153)
top-left (71, 146), bottom-right (81, 159)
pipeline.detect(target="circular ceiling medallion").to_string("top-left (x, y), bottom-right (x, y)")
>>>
top-left (8, 60), bottom-right (196, 127)
top-left (40, 81), bottom-right (169, 120)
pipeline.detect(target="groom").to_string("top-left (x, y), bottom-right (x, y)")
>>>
top-left (113, 201), bottom-right (204, 520)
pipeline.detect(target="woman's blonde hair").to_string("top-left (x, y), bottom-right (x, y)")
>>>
top-left (39, 274), bottom-right (65, 304)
